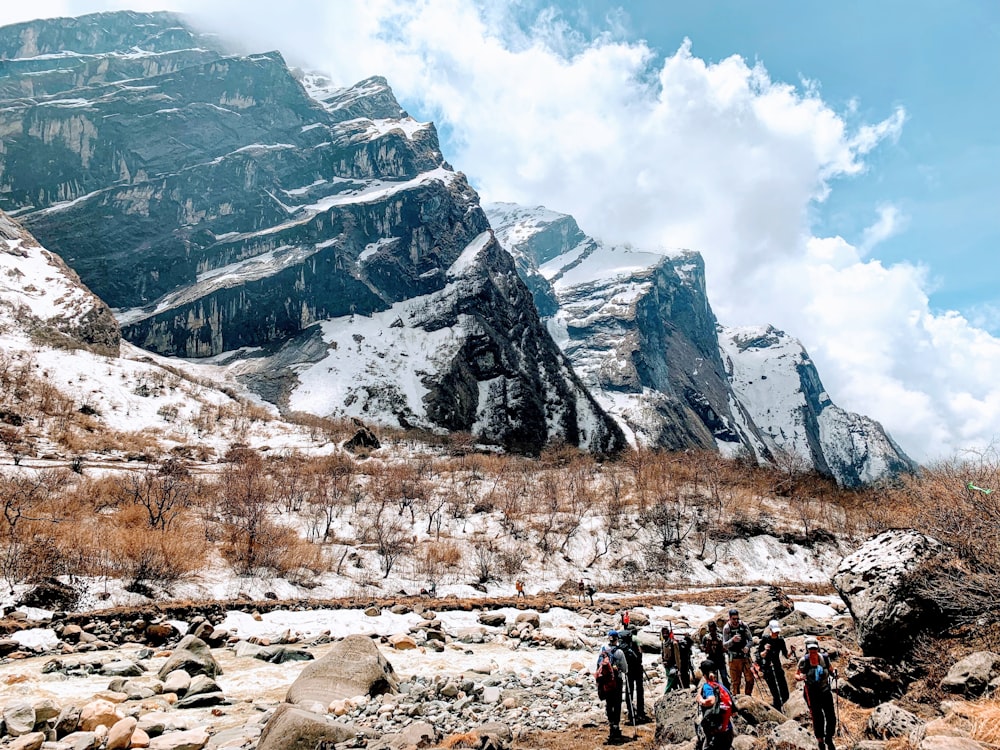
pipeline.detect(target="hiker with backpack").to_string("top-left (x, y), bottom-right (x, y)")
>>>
top-left (701, 621), bottom-right (731, 690)
top-left (676, 627), bottom-right (696, 688)
top-left (756, 620), bottom-right (790, 711)
top-left (620, 628), bottom-right (650, 724)
top-left (661, 625), bottom-right (682, 692)
top-left (595, 629), bottom-right (629, 744)
top-left (695, 659), bottom-right (735, 750)
top-left (586, 582), bottom-right (597, 606)
top-left (796, 638), bottom-right (838, 750)
top-left (515, 579), bottom-right (525, 599)
top-left (722, 608), bottom-right (755, 695)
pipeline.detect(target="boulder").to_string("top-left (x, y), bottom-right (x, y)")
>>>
top-left (394, 721), bottom-right (436, 748)
top-left (286, 634), bottom-right (398, 706)
top-left (919, 738), bottom-right (986, 750)
top-left (653, 690), bottom-right (699, 746)
top-left (145, 623), bottom-right (176, 646)
top-left (709, 587), bottom-right (794, 635)
top-left (3, 701), bottom-right (36, 736)
top-left (768, 720), bottom-right (819, 749)
top-left (514, 611), bottom-right (540, 629)
top-left (257, 645), bottom-right (313, 663)
top-left (106, 717), bottom-right (137, 750)
top-left (8, 732), bottom-right (45, 750)
top-left (147, 728), bottom-right (210, 750)
top-left (32, 698), bottom-right (59, 723)
top-left (734, 694), bottom-right (785, 725)
top-left (55, 705), bottom-right (82, 735)
top-left (344, 426), bottom-right (380, 451)
top-left (174, 691), bottom-right (225, 709)
top-left (478, 612), bottom-right (507, 627)
top-left (832, 530), bottom-right (949, 657)
top-left (16, 578), bottom-right (79, 610)
top-left (101, 660), bottom-right (144, 677)
top-left (155, 636), bottom-right (222, 680)
top-left (78, 700), bottom-right (121, 731)
top-left (388, 634), bottom-right (417, 650)
top-left (773, 610), bottom-right (832, 637)
top-left (131, 727), bottom-right (151, 748)
top-left (162, 670), bottom-right (191, 695)
top-left (257, 704), bottom-right (357, 750)
top-left (838, 656), bottom-right (904, 707)
top-left (184, 674), bottom-right (221, 698)
top-left (940, 651), bottom-right (1000, 697)
top-left (60, 732), bottom-right (99, 750)
top-left (866, 701), bottom-right (926, 745)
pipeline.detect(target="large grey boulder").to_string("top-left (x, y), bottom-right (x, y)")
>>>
top-left (832, 530), bottom-right (948, 657)
top-left (941, 651), bottom-right (1000, 697)
top-left (866, 701), bottom-right (926, 745)
top-left (704, 587), bottom-right (794, 635)
top-left (257, 704), bottom-right (357, 750)
top-left (156, 636), bottom-right (222, 679)
top-left (838, 656), bottom-right (904, 707)
top-left (286, 634), bottom-right (398, 706)
top-left (653, 689), bottom-right (699, 746)
top-left (3, 702), bottom-right (36, 736)
top-left (734, 694), bottom-right (785, 725)
top-left (768, 720), bottom-right (821, 749)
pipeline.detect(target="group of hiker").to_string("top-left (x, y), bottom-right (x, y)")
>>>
top-left (594, 607), bottom-right (839, 749)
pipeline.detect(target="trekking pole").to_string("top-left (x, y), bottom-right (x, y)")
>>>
top-left (623, 678), bottom-right (637, 739)
top-left (833, 672), bottom-right (841, 736)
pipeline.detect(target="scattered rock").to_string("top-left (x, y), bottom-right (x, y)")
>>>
top-left (78, 699), bottom-right (121, 732)
top-left (146, 727), bottom-right (210, 750)
top-left (866, 701), bottom-right (927, 745)
top-left (156, 636), bottom-right (222, 680)
top-left (286, 633), bottom-right (398, 706)
top-left (768, 719), bottom-right (818, 750)
top-left (653, 689), bottom-right (699, 745)
top-left (3, 701), bottom-right (36, 736)
top-left (940, 651), bottom-right (1000, 697)
top-left (7, 732), bottom-right (45, 750)
top-left (838, 656), bottom-right (904, 707)
top-left (478, 612), bottom-right (507, 627)
top-left (257, 704), bottom-right (357, 750)
top-left (106, 716), bottom-right (137, 750)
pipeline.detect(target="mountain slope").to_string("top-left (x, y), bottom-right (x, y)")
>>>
top-left (0, 12), bottom-right (624, 455)
top-left (486, 202), bottom-right (916, 486)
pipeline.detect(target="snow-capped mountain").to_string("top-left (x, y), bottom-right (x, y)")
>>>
top-left (0, 12), bottom-right (624, 455)
top-left (486, 202), bottom-right (916, 486)
top-left (721, 325), bottom-right (917, 486)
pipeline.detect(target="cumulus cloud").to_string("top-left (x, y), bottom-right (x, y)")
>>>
top-left (2, 0), bottom-right (999, 463)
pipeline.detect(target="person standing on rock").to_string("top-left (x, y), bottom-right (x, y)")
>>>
top-left (620, 628), bottom-right (649, 723)
top-left (722, 608), bottom-right (754, 695)
top-left (595, 629), bottom-right (629, 744)
top-left (661, 625), bottom-right (682, 692)
top-left (701, 621), bottom-right (730, 691)
top-left (586, 582), bottom-right (597, 606)
top-left (756, 620), bottom-right (790, 711)
top-left (578, 579), bottom-right (586, 602)
top-left (515, 579), bottom-right (525, 599)
top-left (695, 659), bottom-right (735, 750)
top-left (796, 638), bottom-right (838, 750)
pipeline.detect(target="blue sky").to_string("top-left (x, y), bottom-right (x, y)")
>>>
top-left (515, 0), bottom-right (1000, 331)
top-left (2, 0), bottom-right (1000, 462)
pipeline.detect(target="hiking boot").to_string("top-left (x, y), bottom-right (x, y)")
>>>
top-left (825, 741), bottom-right (836, 750)
top-left (636, 713), bottom-right (651, 724)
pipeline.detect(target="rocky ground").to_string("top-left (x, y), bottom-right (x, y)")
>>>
top-left (1, 531), bottom-right (999, 750)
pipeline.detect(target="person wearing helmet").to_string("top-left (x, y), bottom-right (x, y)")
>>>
top-left (756, 620), bottom-right (790, 711)
top-left (595, 629), bottom-right (629, 744)
top-left (795, 638), bottom-right (838, 750)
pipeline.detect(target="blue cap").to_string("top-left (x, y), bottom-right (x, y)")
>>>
top-left (608, 629), bottom-right (619, 638)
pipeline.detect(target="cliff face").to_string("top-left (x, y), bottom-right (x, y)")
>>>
top-left (487, 203), bottom-right (916, 487)
top-left (0, 12), bottom-right (623, 455)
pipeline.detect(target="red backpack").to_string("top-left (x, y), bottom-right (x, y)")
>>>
top-left (595, 648), bottom-right (619, 699)
top-left (701, 680), bottom-right (733, 733)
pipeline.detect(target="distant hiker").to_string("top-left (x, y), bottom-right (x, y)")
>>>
top-left (756, 620), bottom-right (790, 711)
top-left (586, 582), bottom-right (597, 606)
top-left (661, 625), bottom-right (682, 692)
top-left (676, 627), bottom-right (696, 688)
top-left (621, 609), bottom-right (630, 629)
top-left (695, 659), bottom-right (735, 750)
top-left (701, 621), bottom-right (730, 690)
top-left (722, 608), bottom-right (754, 695)
top-left (578, 579), bottom-right (586, 602)
top-left (796, 638), bottom-right (837, 750)
top-left (595, 629), bottom-right (628, 744)
top-left (515, 579), bottom-right (525, 599)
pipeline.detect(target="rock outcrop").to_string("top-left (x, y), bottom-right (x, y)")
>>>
top-left (832, 530), bottom-right (949, 658)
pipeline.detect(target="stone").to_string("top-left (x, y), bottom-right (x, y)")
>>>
top-left (106, 717), bottom-right (137, 750)
top-left (147, 728), bottom-right (210, 750)
top-left (155, 636), bottom-right (222, 680)
top-left (867, 701), bottom-right (927, 745)
top-left (101, 660), bottom-right (144, 677)
top-left (769, 719), bottom-right (818, 749)
top-left (734, 694), bottom-right (785, 725)
top-left (838, 656), bottom-right (904, 707)
top-left (832, 530), bottom-right (950, 658)
top-left (144, 624), bottom-right (176, 646)
top-left (478, 612), bottom-right (507, 627)
top-left (482, 686), bottom-right (501, 704)
top-left (78, 700), bottom-right (121, 732)
top-left (32, 698), bottom-right (59, 723)
top-left (174, 692), bottom-right (225, 709)
top-left (940, 651), bottom-right (1000, 697)
top-left (184, 674), bottom-right (220, 698)
top-left (772, 609), bottom-right (832, 637)
top-left (55, 705), bottom-right (82, 735)
top-left (514, 611), bottom-right (540, 629)
top-left (131, 727), bottom-right (151, 748)
top-left (364, 606), bottom-right (381, 617)
top-left (345, 427), bottom-right (380, 452)
top-left (256, 704), bottom-right (357, 750)
top-left (388, 633), bottom-right (417, 650)
top-left (920, 739), bottom-right (986, 750)
top-left (3, 701), bottom-right (37, 736)
top-left (8, 732), bottom-right (45, 750)
top-left (59, 732), bottom-right (99, 750)
top-left (162, 670), bottom-right (191, 695)
top-left (653, 690), bottom-right (699, 746)
top-left (721, 587), bottom-right (795, 635)
top-left (286, 633), bottom-right (398, 706)
top-left (395, 721), bottom-right (436, 748)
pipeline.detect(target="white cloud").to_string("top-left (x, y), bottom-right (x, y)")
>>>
top-left (3, 0), bottom-right (998, 464)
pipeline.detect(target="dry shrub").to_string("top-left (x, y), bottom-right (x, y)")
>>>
top-left (959, 700), bottom-right (1000, 745)
top-left (105, 514), bottom-right (207, 592)
top-left (221, 521), bottom-right (323, 577)
top-left (441, 733), bottom-right (479, 749)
